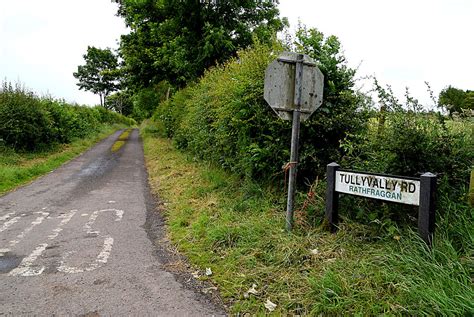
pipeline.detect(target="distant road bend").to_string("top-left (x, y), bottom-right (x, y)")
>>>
top-left (0, 129), bottom-right (223, 316)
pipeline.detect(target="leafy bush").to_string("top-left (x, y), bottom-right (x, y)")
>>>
top-left (0, 83), bottom-right (53, 150)
top-left (340, 83), bottom-right (473, 231)
top-left (0, 81), bottom-right (135, 151)
top-left (154, 29), bottom-right (369, 181)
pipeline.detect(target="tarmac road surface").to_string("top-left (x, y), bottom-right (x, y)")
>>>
top-left (0, 129), bottom-right (223, 316)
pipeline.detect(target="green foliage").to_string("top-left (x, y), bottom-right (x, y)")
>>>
top-left (0, 81), bottom-right (135, 151)
top-left (73, 46), bottom-right (120, 106)
top-left (0, 82), bottom-right (53, 150)
top-left (105, 90), bottom-right (134, 116)
top-left (115, 0), bottom-right (284, 89)
top-left (132, 81), bottom-right (172, 121)
top-left (438, 85), bottom-right (474, 116)
top-left (340, 82), bottom-right (473, 225)
top-left (154, 29), bottom-right (368, 181)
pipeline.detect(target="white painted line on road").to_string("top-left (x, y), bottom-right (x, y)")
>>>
top-left (47, 210), bottom-right (76, 240)
top-left (97, 236), bottom-right (114, 263)
top-left (14, 212), bottom-right (49, 241)
top-left (108, 200), bottom-right (116, 204)
top-left (0, 216), bottom-right (21, 233)
top-left (9, 210), bottom-right (76, 277)
top-left (0, 211), bottom-right (17, 222)
top-left (57, 209), bottom-right (123, 274)
top-left (3, 212), bottom-right (49, 252)
top-left (0, 248), bottom-right (11, 256)
top-left (57, 237), bottom-right (114, 274)
top-left (8, 243), bottom-right (48, 276)
top-left (114, 209), bottom-right (124, 221)
top-left (84, 209), bottom-right (124, 235)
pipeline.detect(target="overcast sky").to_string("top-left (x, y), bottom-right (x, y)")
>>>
top-left (1, 0), bottom-right (472, 107)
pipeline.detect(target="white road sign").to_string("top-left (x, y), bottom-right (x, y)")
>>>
top-left (335, 171), bottom-right (421, 206)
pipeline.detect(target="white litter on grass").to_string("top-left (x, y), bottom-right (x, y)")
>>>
top-left (264, 299), bottom-right (277, 312)
top-left (192, 271), bottom-right (200, 278)
top-left (205, 267), bottom-right (213, 276)
top-left (202, 286), bottom-right (218, 294)
top-left (244, 284), bottom-right (259, 298)
top-left (310, 248), bottom-right (319, 255)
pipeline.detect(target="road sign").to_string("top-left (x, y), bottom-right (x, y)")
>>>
top-left (263, 52), bottom-right (324, 231)
top-left (264, 51), bottom-right (324, 121)
top-left (326, 163), bottom-right (437, 246)
top-left (335, 171), bottom-right (421, 205)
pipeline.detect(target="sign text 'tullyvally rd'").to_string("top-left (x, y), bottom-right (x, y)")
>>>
top-left (335, 171), bottom-right (421, 206)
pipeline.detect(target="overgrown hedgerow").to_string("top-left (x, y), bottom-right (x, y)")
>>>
top-left (154, 32), bottom-right (369, 181)
top-left (0, 82), bottom-right (135, 151)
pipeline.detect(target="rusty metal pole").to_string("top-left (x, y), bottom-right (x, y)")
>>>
top-left (286, 54), bottom-right (304, 231)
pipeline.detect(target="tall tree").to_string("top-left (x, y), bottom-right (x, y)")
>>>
top-left (114, 0), bottom-right (284, 89)
top-left (73, 46), bottom-right (120, 106)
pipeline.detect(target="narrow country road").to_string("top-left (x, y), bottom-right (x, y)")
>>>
top-left (0, 129), bottom-right (223, 316)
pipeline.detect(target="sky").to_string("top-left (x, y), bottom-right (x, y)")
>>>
top-left (0, 0), bottom-right (473, 107)
top-left (0, 0), bottom-right (127, 105)
top-left (279, 0), bottom-right (474, 108)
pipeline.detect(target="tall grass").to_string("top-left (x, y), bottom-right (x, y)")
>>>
top-left (142, 129), bottom-right (473, 315)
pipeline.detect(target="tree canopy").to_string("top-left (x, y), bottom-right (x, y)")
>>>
top-left (73, 46), bottom-right (120, 107)
top-left (114, 0), bottom-right (284, 89)
top-left (438, 86), bottom-right (473, 116)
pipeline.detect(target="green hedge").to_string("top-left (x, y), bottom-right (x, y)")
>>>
top-left (0, 82), bottom-right (135, 151)
top-left (154, 35), bottom-right (369, 181)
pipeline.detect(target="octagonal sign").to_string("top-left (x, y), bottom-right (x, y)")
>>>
top-left (264, 52), bottom-right (324, 121)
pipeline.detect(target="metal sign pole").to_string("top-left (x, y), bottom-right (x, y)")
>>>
top-left (286, 54), bottom-right (304, 231)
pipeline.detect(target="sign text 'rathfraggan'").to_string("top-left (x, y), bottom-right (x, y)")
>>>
top-left (335, 171), bottom-right (420, 206)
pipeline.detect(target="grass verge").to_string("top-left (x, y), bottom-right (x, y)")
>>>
top-left (142, 132), bottom-right (473, 315)
top-left (0, 125), bottom-right (126, 194)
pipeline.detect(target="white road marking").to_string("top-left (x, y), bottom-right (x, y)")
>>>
top-left (114, 209), bottom-right (124, 221)
top-left (0, 216), bottom-right (21, 233)
top-left (12, 212), bottom-right (49, 243)
top-left (1, 212), bottom-right (50, 255)
top-left (0, 211), bottom-right (17, 222)
top-left (57, 237), bottom-right (114, 274)
top-left (108, 200), bottom-right (116, 204)
top-left (47, 211), bottom-right (76, 240)
top-left (0, 248), bottom-right (11, 256)
top-left (8, 243), bottom-right (48, 276)
top-left (57, 209), bottom-right (123, 274)
top-left (81, 213), bottom-right (88, 217)
top-left (9, 210), bottom-right (76, 277)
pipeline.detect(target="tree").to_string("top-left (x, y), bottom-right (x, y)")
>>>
top-left (73, 46), bottom-right (120, 106)
top-left (438, 86), bottom-right (472, 116)
top-left (105, 90), bottom-right (133, 115)
top-left (114, 0), bottom-right (284, 90)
